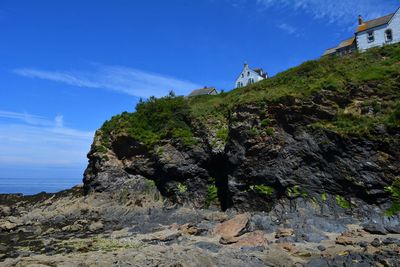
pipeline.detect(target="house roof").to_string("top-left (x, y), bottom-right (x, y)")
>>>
top-left (356, 13), bottom-right (394, 33)
top-left (188, 87), bottom-right (217, 97)
top-left (322, 47), bottom-right (337, 56)
top-left (253, 68), bottom-right (267, 78)
top-left (337, 37), bottom-right (356, 49)
top-left (322, 37), bottom-right (355, 56)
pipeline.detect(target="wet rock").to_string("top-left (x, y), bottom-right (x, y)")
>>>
top-left (362, 222), bottom-right (387, 235)
top-left (275, 228), bottom-right (294, 238)
top-left (213, 213), bottom-right (250, 239)
top-left (193, 242), bottom-right (221, 253)
top-left (371, 238), bottom-right (381, 247)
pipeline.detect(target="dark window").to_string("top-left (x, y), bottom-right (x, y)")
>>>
top-left (385, 29), bottom-right (393, 42)
top-left (247, 71), bottom-right (250, 76)
top-left (367, 31), bottom-right (374, 43)
top-left (241, 73), bottom-right (244, 78)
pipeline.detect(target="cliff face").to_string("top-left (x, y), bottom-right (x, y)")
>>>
top-left (83, 45), bottom-right (400, 215)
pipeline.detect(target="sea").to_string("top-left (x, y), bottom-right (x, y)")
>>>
top-left (0, 177), bottom-right (81, 195)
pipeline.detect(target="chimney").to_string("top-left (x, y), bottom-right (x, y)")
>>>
top-left (244, 62), bottom-right (249, 68)
top-left (358, 15), bottom-right (363, 25)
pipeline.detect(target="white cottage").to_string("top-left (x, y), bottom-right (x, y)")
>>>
top-left (323, 8), bottom-right (400, 56)
top-left (235, 64), bottom-right (268, 88)
top-left (356, 9), bottom-right (400, 51)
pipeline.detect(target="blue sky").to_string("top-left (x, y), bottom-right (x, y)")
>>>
top-left (0, 0), bottom-right (398, 184)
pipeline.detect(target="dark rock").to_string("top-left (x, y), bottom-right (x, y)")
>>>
top-left (384, 225), bottom-right (400, 234)
top-left (371, 238), bottom-right (381, 247)
top-left (317, 245), bottom-right (326, 251)
top-left (362, 223), bottom-right (388, 235)
top-left (193, 242), bottom-right (221, 253)
top-left (358, 241), bottom-right (369, 248)
top-left (382, 237), bottom-right (399, 245)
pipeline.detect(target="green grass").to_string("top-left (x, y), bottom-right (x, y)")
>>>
top-left (97, 44), bottom-right (400, 150)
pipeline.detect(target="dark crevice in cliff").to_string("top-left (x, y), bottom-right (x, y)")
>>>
top-left (205, 153), bottom-right (234, 211)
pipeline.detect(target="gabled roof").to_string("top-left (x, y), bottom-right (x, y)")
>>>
top-left (356, 13), bottom-right (394, 33)
top-left (322, 47), bottom-right (337, 56)
top-left (322, 37), bottom-right (356, 56)
top-left (253, 68), bottom-right (268, 78)
top-left (188, 87), bottom-right (217, 97)
top-left (337, 37), bottom-right (356, 49)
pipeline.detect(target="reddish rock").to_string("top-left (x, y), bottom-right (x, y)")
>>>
top-left (234, 231), bottom-right (268, 247)
top-left (213, 213), bottom-right (250, 239)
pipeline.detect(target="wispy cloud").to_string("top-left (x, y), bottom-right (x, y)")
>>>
top-left (14, 65), bottom-right (201, 98)
top-left (0, 110), bottom-right (93, 168)
top-left (278, 23), bottom-right (298, 35)
top-left (256, 0), bottom-right (398, 25)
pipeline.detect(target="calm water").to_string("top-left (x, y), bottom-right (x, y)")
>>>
top-left (0, 177), bottom-right (81, 195)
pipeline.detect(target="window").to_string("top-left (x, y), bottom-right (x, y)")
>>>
top-left (385, 29), bottom-right (393, 42)
top-left (247, 71), bottom-right (250, 76)
top-left (367, 31), bottom-right (374, 43)
top-left (247, 78), bottom-right (254, 85)
top-left (237, 82), bottom-right (243, 88)
top-left (241, 73), bottom-right (244, 78)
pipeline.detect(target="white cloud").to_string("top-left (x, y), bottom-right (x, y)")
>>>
top-left (278, 23), bottom-right (297, 35)
top-left (256, 0), bottom-right (398, 25)
top-left (0, 110), bottom-right (93, 167)
top-left (14, 65), bottom-right (201, 98)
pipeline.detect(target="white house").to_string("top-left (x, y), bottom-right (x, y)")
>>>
top-left (356, 9), bottom-right (400, 52)
top-left (235, 64), bottom-right (268, 88)
top-left (323, 8), bottom-right (400, 56)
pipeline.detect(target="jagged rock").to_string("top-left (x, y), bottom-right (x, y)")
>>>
top-left (0, 220), bottom-right (18, 231)
top-left (88, 221), bottom-right (104, 232)
top-left (193, 242), bottom-right (221, 253)
top-left (275, 228), bottom-right (294, 238)
top-left (362, 222), bottom-right (388, 235)
top-left (335, 236), bottom-right (355, 246)
top-left (371, 238), bottom-right (381, 247)
top-left (213, 213), bottom-right (250, 239)
top-left (234, 231), bottom-right (268, 247)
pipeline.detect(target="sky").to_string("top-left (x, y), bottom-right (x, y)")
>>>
top-left (0, 0), bottom-right (398, 185)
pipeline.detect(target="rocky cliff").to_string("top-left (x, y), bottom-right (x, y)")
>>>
top-left (84, 45), bottom-right (400, 217)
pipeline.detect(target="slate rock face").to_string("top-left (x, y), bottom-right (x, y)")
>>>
top-left (83, 87), bottom-right (400, 215)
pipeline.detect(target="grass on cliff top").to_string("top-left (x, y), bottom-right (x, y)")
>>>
top-left (99, 44), bottom-right (400, 148)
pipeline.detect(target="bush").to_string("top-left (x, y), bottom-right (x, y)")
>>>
top-left (385, 178), bottom-right (400, 216)
top-left (206, 185), bottom-right (218, 208)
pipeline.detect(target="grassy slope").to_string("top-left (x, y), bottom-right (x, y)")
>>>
top-left (98, 44), bottom-right (400, 150)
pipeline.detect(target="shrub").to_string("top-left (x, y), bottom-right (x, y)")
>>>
top-left (336, 195), bottom-right (350, 209)
top-left (385, 178), bottom-right (400, 216)
top-left (178, 183), bottom-right (187, 194)
top-left (206, 185), bottom-right (218, 208)
top-left (252, 185), bottom-right (275, 197)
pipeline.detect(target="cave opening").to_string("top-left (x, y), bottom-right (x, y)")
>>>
top-left (205, 153), bottom-right (234, 211)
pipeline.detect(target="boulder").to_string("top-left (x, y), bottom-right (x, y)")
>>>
top-left (275, 228), bottom-right (294, 238)
top-left (335, 236), bottom-right (355, 246)
top-left (362, 223), bottom-right (387, 235)
top-left (213, 213), bottom-right (250, 239)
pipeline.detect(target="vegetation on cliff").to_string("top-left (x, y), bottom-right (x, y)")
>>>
top-left (98, 44), bottom-right (400, 149)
